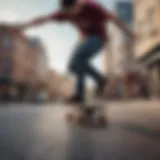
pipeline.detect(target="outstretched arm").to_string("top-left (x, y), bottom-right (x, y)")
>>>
top-left (112, 16), bottom-right (134, 40)
top-left (105, 11), bottom-right (134, 40)
top-left (22, 14), bottom-right (53, 29)
top-left (22, 12), bottom-right (68, 30)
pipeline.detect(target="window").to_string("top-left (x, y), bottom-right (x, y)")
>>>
top-left (3, 58), bottom-right (10, 66)
top-left (2, 58), bottom-right (11, 73)
top-left (146, 7), bottom-right (157, 37)
top-left (2, 34), bottom-right (12, 50)
top-left (147, 7), bottom-right (154, 23)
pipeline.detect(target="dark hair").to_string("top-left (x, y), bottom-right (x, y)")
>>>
top-left (60, 0), bottom-right (77, 10)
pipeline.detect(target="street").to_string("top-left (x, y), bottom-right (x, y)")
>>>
top-left (1, 101), bottom-right (160, 160)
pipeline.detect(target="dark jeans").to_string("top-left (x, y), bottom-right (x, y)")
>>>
top-left (68, 35), bottom-right (105, 99)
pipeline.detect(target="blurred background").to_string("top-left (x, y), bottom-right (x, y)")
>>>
top-left (1, 1), bottom-right (160, 160)
top-left (0, 0), bottom-right (159, 103)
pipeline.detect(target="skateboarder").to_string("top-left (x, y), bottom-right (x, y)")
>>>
top-left (19, 0), bottom-right (134, 103)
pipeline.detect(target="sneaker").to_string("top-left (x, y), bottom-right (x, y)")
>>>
top-left (96, 78), bottom-right (108, 97)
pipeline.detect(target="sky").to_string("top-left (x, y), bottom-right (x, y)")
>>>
top-left (0, 0), bottom-right (120, 75)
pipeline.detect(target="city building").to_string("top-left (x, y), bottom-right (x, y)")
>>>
top-left (47, 69), bottom-right (62, 100)
top-left (29, 37), bottom-right (48, 93)
top-left (46, 70), bottom-right (74, 100)
top-left (105, 24), bottom-right (126, 75)
top-left (59, 74), bottom-right (74, 98)
top-left (0, 24), bottom-right (37, 100)
top-left (134, 0), bottom-right (160, 97)
top-left (105, 1), bottom-right (134, 76)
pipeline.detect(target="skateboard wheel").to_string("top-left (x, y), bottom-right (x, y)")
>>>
top-left (98, 115), bottom-right (107, 125)
top-left (77, 112), bottom-right (86, 124)
top-left (66, 113), bottom-right (75, 121)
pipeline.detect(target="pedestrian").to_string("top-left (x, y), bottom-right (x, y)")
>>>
top-left (18, 0), bottom-right (135, 103)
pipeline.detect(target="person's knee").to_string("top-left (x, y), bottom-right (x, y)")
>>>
top-left (68, 58), bottom-right (81, 73)
top-left (68, 60), bottom-right (77, 72)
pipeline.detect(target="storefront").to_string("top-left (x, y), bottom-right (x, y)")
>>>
top-left (139, 45), bottom-right (160, 98)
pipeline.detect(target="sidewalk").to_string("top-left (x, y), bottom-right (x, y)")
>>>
top-left (108, 99), bottom-right (160, 107)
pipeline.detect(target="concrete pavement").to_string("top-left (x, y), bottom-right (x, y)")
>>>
top-left (0, 101), bottom-right (160, 160)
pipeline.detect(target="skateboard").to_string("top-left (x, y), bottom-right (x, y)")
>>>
top-left (66, 99), bottom-right (107, 127)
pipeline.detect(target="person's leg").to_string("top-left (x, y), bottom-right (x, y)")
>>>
top-left (74, 36), bottom-right (107, 95)
top-left (68, 35), bottom-right (106, 101)
top-left (85, 63), bottom-right (107, 96)
top-left (76, 72), bottom-right (85, 100)
top-left (68, 44), bottom-right (86, 102)
top-left (85, 63), bottom-right (106, 86)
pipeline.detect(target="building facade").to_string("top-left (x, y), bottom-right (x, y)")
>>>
top-left (134, 0), bottom-right (160, 97)
top-left (59, 74), bottom-right (74, 98)
top-left (105, 1), bottom-right (134, 76)
top-left (46, 69), bottom-right (74, 100)
top-left (47, 69), bottom-right (62, 100)
top-left (29, 37), bottom-right (48, 86)
top-left (0, 24), bottom-right (37, 100)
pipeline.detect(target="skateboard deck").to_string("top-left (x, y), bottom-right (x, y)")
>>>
top-left (66, 100), bottom-right (107, 128)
